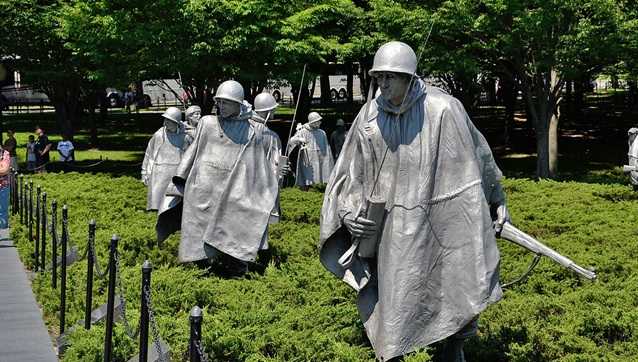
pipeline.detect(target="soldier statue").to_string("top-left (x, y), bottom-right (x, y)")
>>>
top-left (288, 112), bottom-right (334, 190)
top-left (319, 41), bottom-right (509, 361)
top-left (166, 80), bottom-right (279, 276)
top-left (141, 107), bottom-right (186, 212)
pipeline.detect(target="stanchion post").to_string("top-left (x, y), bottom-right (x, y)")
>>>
top-left (139, 260), bottom-right (152, 362)
top-left (60, 205), bottom-right (68, 334)
top-left (29, 181), bottom-right (33, 262)
top-left (51, 200), bottom-right (58, 289)
top-left (84, 220), bottom-right (96, 330)
top-left (35, 185), bottom-right (41, 270)
top-left (40, 192), bottom-right (47, 271)
top-left (103, 235), bottom-right (119, 362)
top-left (189, 306), bottom-right (203, 362)
top-left (19, 175), bottom-right (23, 224)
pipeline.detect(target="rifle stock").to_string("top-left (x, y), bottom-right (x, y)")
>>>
top-left (499, 222), bottom-right (596, 280)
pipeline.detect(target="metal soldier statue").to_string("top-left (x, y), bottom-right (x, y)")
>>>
top-left (319, 41), bottom-right (509, 361)
top-left (288, 112), bottom-right (335, 190)
top-left (141, 107), bottom-right (186, 211)
top-left (165, 80), bottom-right (278, 275)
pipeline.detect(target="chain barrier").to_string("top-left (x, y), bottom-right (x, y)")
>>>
top-left (144, 284), bottom-right (167, 362)
top-left (195, 340), bottom-right (209, 362)
top-left (91, 239), bottom-right (110, 279)
top-left (114, 250), bottom-right (140, 339)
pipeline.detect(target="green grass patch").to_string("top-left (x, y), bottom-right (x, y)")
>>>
top-left (10, 171), bottom-right (638, 361)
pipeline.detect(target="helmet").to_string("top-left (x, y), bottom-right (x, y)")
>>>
top-left (308, 111), bottom-right (322, 124)
top-left (336, 118), bottom-right (345, 127)
top-left (254, 93), bottom-right (278, 112)
top-left (369, 41), bottom-right (417, 76)
top-left (162, 107), bottom-right (182, 124)
top-left (214, 80), bottom-right (244, 104)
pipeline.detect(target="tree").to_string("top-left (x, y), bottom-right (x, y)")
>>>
top-left (1, 0), bottom-right (87, 138)
top-left (479, 0), bottom-right (624, 178)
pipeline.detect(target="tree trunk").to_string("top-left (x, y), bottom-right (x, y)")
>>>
top-left (525, 70), bottom-right (561, 179)
top-left (319, 70), bottom-right (331, 106)
top-left (346, 62), bottom-right (354, 105)
top-left (500, 75), bottom-right (516, 146)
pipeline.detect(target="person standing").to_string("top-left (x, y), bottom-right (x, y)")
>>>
top-left (34, 126), bottom-right (52, 173)
top-left (26, 135), bottom-right (37, 172)
top-left (57, 134), bottom-right (75, 163)
top-left (0, 144), bottom-right (11, 228)
top-left (3, 130), bottom-right (18, 171)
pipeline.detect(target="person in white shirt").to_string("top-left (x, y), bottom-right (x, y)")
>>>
top-left (57, 135), bottom-right (75, 163)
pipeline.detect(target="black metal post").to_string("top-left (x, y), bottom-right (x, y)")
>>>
top-left (189, 306), bottom-right (203, 362)
top-left (19, 175), bottom-right (23, 224)
top-left (35, 185), bottom-right (40, 271)
top-left (51, 200), bottom-right (58, 289)
top-left (139, 260), bottom-right (152, 362)
top-left (28, 181), bottom-right (33, 257)
top-left (21, 176), bottom-right (25, 224)
top-left (29, 181), bottom-right (35, 268)
top-left (103, 235), bottom-right (119, 362)
top-left (60, 205), bottom-right (68, 334)
top-left (84, 220), bottom-right (96, 330)
top-left (40, 192), bottom-right (47, 271)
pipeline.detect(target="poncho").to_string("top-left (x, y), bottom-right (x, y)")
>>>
top-left (141, 127), bottom-right (186, 211)
top-left (319, 79), bottom-right (503, 361)
top-left (173, 112), bottom-right (278, 263)
top-left (289, 125), bottom-right (334, 186)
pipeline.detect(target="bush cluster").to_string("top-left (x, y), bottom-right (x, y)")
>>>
top-left (10, 173), bottom-right (638, 361)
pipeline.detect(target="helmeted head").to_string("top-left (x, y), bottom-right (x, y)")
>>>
top-left (629, 128), bottom-right (638, 147)
top-left (214, 80), bottom-right (244, 119)
top-left (336, 118), bottom-right (345, 127)
top-left (253, 93), bottom-right (278, 121)
top-left (162, 107), bottom-right (182, 133)
top-left (307, 112), bottom-right (322, 128)
top-left (369, 41), bottom-right (417, 106)
top-left (185, 105), bottom-right (202, 127)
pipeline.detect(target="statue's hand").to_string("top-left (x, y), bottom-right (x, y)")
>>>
top-left (278, 161), bottom-right (291, 177)
top-left (142, 175), bottom-right (149, 186)
top-left (493, 203), bottom-right (510, 234)
top-left (343, 214), bottom-right (377, 239)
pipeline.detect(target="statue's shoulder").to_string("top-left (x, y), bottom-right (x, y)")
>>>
top-left (198, 115), bottom-right (219, 129)
top-left (424, 86), bottom-right (466, 117)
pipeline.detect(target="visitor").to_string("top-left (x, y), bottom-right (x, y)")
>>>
top-left (57, 134), bottom-right (75, 163)
top-left (26, 135), bottom-right (37, 172)
top-left (34, 126), bottom-right (52, 173)
top-left (3, 130), bottom-right (18, 171)
top-left (0, 143), bottom-right (11, 228)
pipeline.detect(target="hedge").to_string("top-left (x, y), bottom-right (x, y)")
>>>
top-left (11, 172), bottom-right (638, 361)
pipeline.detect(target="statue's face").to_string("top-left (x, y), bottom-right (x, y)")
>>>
top-left (374, 71), bottom-right (411, 106)
top-left (309, 121), bottom-right (321, 129)
top-left (164, 119), bottom-right (179, 133)
top-left (217, 99), bottom-right (241, 119)
top-left (255, 110), bottom-right (272, 123)
top-left (187, 110), bottom-right (201, 126)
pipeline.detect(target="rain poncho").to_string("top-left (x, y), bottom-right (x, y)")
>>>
top-left (289, 124), bottom-right (334, 186)
top-left (172, 108), bottom-right (278, 263)
top-left (251, 113), bottom-right (283, 225)
top-left (141, 126), bottom-right (186, 211)
top-left (319, 79), bottom-right (504, 361)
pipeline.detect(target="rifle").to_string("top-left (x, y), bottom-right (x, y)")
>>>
top-left (498, 221), bottom-right (597, 283)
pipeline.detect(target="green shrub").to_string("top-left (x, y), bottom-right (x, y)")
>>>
top-left (10, 173), bottom-right (638, 361)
